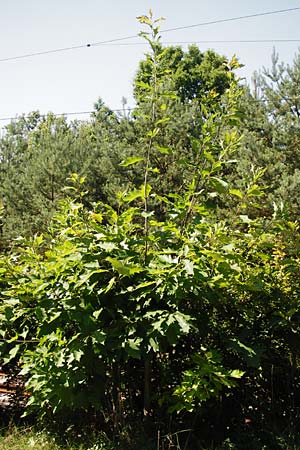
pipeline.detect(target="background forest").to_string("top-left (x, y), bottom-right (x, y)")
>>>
top-left (1, 12), bottom-right (300, 450)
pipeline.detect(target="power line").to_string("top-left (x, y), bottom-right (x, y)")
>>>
top-left (161, 7), bottom-right (300, 33)
top-left (0, 7), bottom-right (299, 63)
top-left (101, 39), bottom-right (300, 45)
top-left (168, 39), bottom-right (300, 44)
top-left (0, 36), bottom-right (137, 63)
top-left (0, 97), bottom-right (285, 125)
top-left (0, 111), bottom-right (90, 121)
top-left (0, 108), bottom-right (134, 123)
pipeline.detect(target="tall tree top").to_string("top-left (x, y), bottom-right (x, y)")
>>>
top-left (134, 44), bottom-right (238, 104)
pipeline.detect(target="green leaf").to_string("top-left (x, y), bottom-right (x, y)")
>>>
top-left (106, 257), bottom-right (130, 276)
top-left (97, 242), bottom-right (117, 252)
top-left (4, 306), bottom-right (14, 320)
top-left (222, 243), bottom-right (235, 252)
top-left (123, 189), bottom-right (143, 203)
top-left (239, 215), bottom-right (252, 224)
top-left (3, 345), bottom-right (20, 364)
top-left (161, 92), bottom-right (177, 99)
top-left (103, 277), bottom-right (115, 293)
top-left (148, 167), bottom-right (160, 173)
top-left (72, 349), bottom-right (84, 363)
top-left (147, 128), bottom-right (159, 138)
top-left (141, 210), bottom-right (155, 218)
top-left (92, 331), bottom-right (106, 344)
top-left (154, 145), bottom-right (172, 154)
top-left (119, 156), bottom-right (144, 167)
top-left (228, 339), bottom-right (261, 368)
top-left (93, 309), bottom-right (103, 320)
top-left (184, 259), bottom-right (194, 275)
top-left (135, 80), bottom-right (151, 90)
top-left (229, 369), bottom-right (245, 379)
top-left (57, 353), bottom-right (65, 367)
top-left (149, 337), bottom-right (160, 352)
top-left (141, 183), bottom-right (152, 200)
top-left (49, 312), bottom-right (61, 324)
top-left (76, 269), bottom-right (107, 287)
top-left (210, 177), bottom-right (228, 193)
top-left (204, 150), bottom-right (215, 163)
top-left (106, 258), bottom-right (143, 276)
top-left (155, 118), bottom-right (170, 126)
top-left (247, 184), bottom-right (264, 197)
top-left (126, 338), bottom-right (142, 358)
top-left (174, 312), bottom-right (192, 334)
top-left (229, 189), bottom-right (243, 199)
top-left (90, 213), bottom-right (103, 223)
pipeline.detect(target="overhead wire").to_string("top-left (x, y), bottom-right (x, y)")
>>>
top-left (0, 7), bottom-right (299, 62)
top-left (0, 108), bottom-right (134, 123)
top-left (102, 39), bottom-right (300, 45)
top-left (0, 97), bottom-right (280, 125)
top-left (0, 36), bottom-right (137, 63)
top-left (160, 7), bottom-right (300, 33)
top-left (0, 6), bottom-right (299, 124)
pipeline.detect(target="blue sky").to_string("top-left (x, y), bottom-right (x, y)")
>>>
top-left (0, 0), bottom-right (300, 127)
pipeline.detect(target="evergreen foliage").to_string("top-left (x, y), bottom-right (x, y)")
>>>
top-left (235, 50), bottom-right (300, 219)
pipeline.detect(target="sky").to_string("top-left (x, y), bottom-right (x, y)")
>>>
top-left (1, 0), bottom-right (300, 128)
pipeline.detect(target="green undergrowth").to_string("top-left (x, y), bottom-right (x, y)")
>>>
top-left (1, 425), bottom-right (300, 450)
top-left (0, 425), bottom-right (114, 450)
top-left (0, 427), bottom-right (60, 450)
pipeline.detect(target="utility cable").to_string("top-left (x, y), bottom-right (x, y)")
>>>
top-left (0, 108), bottom-right (133, 123)
top-left (0, 36), bottom-right (137, 63)
top-left (161, 7), bottom-right (300, 33)
top-left (101, 39), bottom-right (300, 45)
top-left (0, 98), bottom-right (286, 124)
top-left (0, 7), bottom-right (299, 62)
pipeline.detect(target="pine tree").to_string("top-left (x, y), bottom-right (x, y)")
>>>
top-left (235, 50), bottom-right (300, 218)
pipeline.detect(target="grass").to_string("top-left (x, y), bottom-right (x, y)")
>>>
top-left (0, 426), bottom-right (114, 450)
top-left (1, 425), bottom-right (300, 450)
top-left (0, 426), bottom-right (60, 450)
